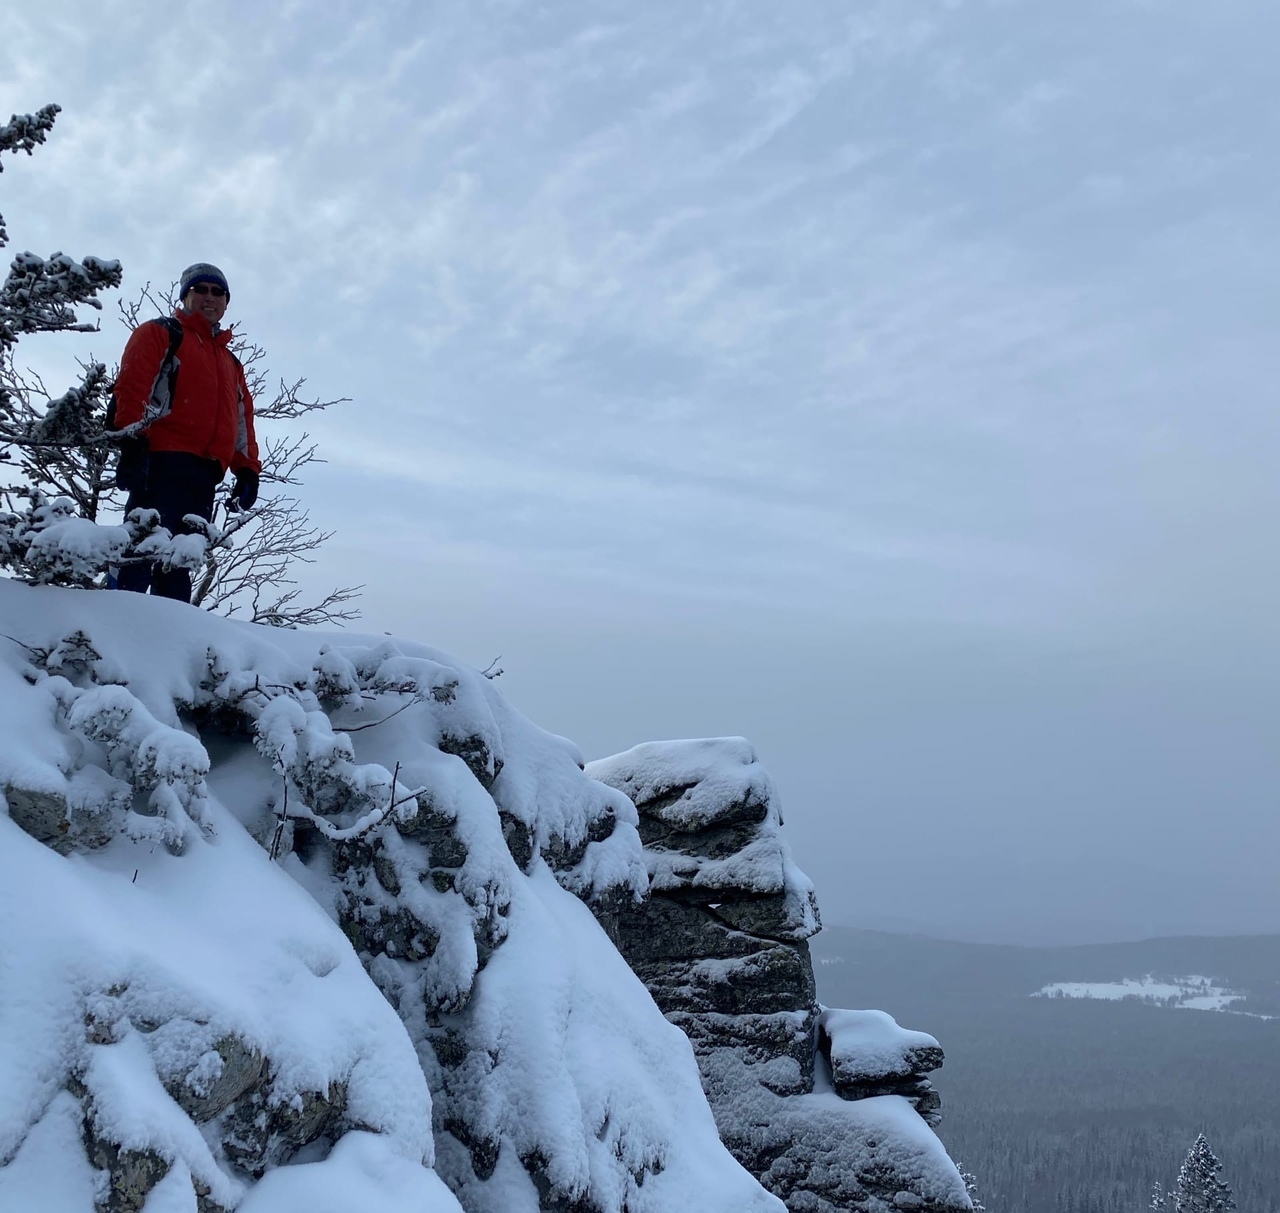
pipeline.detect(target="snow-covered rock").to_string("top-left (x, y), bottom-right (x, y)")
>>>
top-left (0, 581), bottom-right (779, 1213)
top-left (818, 1009), bottom-right (944, 1123)
top-left (589, 738), bottom-right (969, 1213)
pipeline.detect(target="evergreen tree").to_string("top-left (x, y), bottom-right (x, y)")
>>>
top-left (956, 1163), bottom-right (986, 1213)
top-left (1172, 1135), bottom-right (1235, 1213)
top-left (0, 103), bottom-right (133, 582)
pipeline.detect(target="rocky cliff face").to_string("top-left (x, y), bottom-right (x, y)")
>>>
top-left (589, 739), bottom-right (968, 1213)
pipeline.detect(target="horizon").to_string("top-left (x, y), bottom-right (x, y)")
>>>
top-left (817, 920), bottom-right (1280, 949)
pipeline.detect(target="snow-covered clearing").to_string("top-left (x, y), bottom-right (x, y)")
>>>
top-left (1032, 975), bottom-right (1274, 1018)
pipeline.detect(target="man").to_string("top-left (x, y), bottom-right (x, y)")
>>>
top-left (111, 262), bottom-right (261, 602)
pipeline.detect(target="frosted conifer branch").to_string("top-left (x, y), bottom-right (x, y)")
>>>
top-left (0, 105), bottom-right (60, 167)
top-left (0, 104), bottom-right (61, 250)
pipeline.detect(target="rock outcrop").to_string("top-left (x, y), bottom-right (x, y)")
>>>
top-left (588, 738), bottom-right (969, 1213)
top-left (820, 1009), bottom-right (944, 1125)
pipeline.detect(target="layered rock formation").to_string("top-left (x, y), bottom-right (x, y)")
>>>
top-left (588, 739), bottom-right (968, 1213)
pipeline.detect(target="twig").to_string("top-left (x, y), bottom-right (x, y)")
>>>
top-left (338, 697), bottom-right (421, 733)
top-left (268, 774), bottom-right (289, 861)
top-left (0, 632), bottom-right (41, 657)
top-left (271, 763), bottom-right (422, 844)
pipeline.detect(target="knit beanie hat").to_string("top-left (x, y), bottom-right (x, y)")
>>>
top-left (179, 262), bottom-right (230, 301)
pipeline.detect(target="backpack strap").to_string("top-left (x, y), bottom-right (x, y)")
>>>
top-left (107, 317), bottom-right (184, 432)
top-left (154, 315), bottom-right (184, 355)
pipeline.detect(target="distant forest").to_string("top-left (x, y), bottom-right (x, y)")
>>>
top-left (812, 929), bottom-right (1280, 1213)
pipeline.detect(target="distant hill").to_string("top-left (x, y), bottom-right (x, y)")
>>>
top-left (811, 928), bottom-right (1280, 1213)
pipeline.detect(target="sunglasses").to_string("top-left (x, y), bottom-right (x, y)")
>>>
top-left (189, 283), bottom-right (227, 298)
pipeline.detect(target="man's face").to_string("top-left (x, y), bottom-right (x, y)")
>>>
top-left (183, 282), bottom-right (229, 325)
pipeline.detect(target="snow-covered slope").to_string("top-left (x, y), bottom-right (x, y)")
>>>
top-left (0, 580), bottom-right (781, 1212)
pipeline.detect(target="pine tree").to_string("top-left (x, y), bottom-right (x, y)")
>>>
top-left (1172, 1135), bottom-right (1235, 1213)
top-left (0, 103), bottom-right (131, 582)
top-left (956, 1164), bottom-right (986, 1213)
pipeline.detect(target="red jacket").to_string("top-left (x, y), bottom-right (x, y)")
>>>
top-left (114, 308), bottom-right (261, 474)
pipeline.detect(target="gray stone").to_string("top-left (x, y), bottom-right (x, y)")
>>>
top-left (498, 810), bottom-right (535, 871)
top-left (166, 1035), bottom-right (266, 1123)
top-left (437, 732), bottom-right (502, 790)
top-left (641, 942), bottom-right (816, 1019)
top-left (373, 850), bottom-right (402, 896)
top-left (611, 896), bottom-right (771, 966)
top-left (633, 783), bottom-right (770, 833)
top-left (645, 836), bottom-right (788, 901)
top-left (442, 1115), bottom-right (500, 1182)
top-left (395, 794), bottom-right (469, 867)
top-left (193, 1177), bottom-right (232, 1213)
top-left (84, 1128), bottom-right (170, 1213)
top-left (819, 1010), bottom-right (945, 1119)
top-left (540, 829), bottom-right (590, 874)
top-left (522, 1145), bottom-right (638, 1212)
top-left (710, 893), bottom-right (818, 943)
top-left (668, 1010), bottom-right (817, 1094)
top-left (637, 813), bottom-right (764, 860)
top-left (341, 902), bottom-right (440, 962)
top-left (5, 784), bottom-right (73, 854)
top-left (428, 1027), bottom-right (470, 1070)
top-left (222, 1080), bottom-right (347, 1176)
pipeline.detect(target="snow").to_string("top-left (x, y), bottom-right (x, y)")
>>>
top-left (0, 768), bottom-right (436, 1209)
top-left (0, 579), bottom-right (775, 1210)
top-left (821, 1009), bottom-right (941, 1081)
top-left (8, 496), bottom-right (219, 588)
top-left (587, 736), bottom-right (774, 831)
top-left (1033, 975), bottom-right (1250, 1013)
top-left (235, 1132), bottom-right (461, 1213)
top-left (586, 737), bottom-right (820, 939)
top-left (0, 1092), bottom-right (100, 1211)
top-left (705, 1047), bottom-right (969, 1211)
top-left (426, 865), bottom-right (782, 1213)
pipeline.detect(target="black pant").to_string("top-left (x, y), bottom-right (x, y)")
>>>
top-left (117, 451), bottom-right (224, 602)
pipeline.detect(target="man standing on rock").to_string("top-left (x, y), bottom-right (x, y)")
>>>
top-left (111, 262), bottom-right (261, 602)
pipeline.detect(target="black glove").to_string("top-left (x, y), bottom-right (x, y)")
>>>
top-left (230, 468), bottom-right (260, 510)
top-left (114, 435), bottom-right (149, 494)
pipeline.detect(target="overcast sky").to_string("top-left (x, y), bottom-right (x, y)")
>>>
top-left (4, 0), bottom-right (1278, 944)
